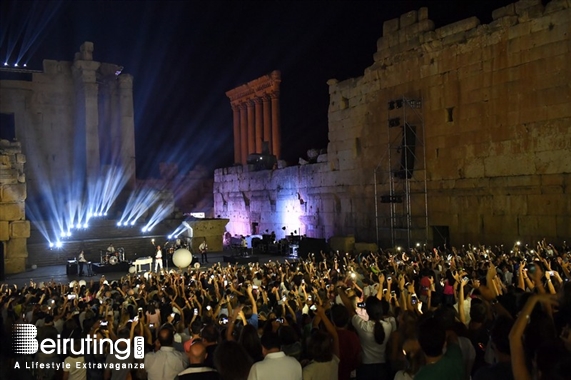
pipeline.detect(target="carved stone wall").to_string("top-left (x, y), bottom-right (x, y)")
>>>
top-left (0, 42), bottom-right (136, 212)
top-left (215, 0), bottom-right (571, 247)
top-left (0, 140), bottom-right (30, 274)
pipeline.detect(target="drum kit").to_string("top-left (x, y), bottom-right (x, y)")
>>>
top-left (100, 246), bottom-right (126, 265)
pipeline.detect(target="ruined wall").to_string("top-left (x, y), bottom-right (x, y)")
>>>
top-left (216, 0), bottom-right (571, 247)
top-left (0, 140), bottom-right (30, 274)
top-left (0, 42), bottom-right (136, 209)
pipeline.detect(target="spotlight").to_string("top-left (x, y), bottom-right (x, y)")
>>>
top-left (142, 227), bottom-right (147, 232)
top-left (104, 212), bottom-right (107, 216)
top-left (14, 63), bottom-right (18, 67)
top-left (67, 231), bottom-right (71, 237)
top-left (88, 213), bottom-right (92, 218)
top-left (49, 242), bottom-right (54, 248)
top-left (75, 223), bottom-right (81, 229)
top-left (98, 213), bottom-right (103, 217)
top-left (397, 246), bottom-right (401, 251)
top-left (3, 62), bottom-right (7, 66)
top-left (23, 63), bottom-right (27, 67)
top-left (416, 243), bottom-right (420, 247)
top-left (117, 222), bottom-right (122, 226)
top-left (123, 222), bottom-right (128, 226)
top-left (168, 235), bottom-right (172, 239)
top-left (130, 221), bottom-right (135, 226)
top-left (83, 223), bottom-right (88, 228)
top-left (55, 241), bottom-right (63, 248)
top-left (516, 241), bottom-right (521, 246)
top-left (60, 232), bottom-right (65, 238)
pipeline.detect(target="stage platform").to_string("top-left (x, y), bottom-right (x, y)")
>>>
top-left (223, 255), bottom-right (260, 264)
top-left (92, 261), bottom-right (131, 274)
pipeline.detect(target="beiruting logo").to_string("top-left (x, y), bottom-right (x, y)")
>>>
top-left (12, 324), bottom-right (144, 360)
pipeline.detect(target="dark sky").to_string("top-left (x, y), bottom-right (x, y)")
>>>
top-left (1, 0), bottom-right (514, 178)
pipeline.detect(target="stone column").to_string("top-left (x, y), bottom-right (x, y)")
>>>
top-left (247, 100), bottom-right (255, 157)
top-left (254, 98), bottom-right (263, 154)
top-left (262, 95), bottom-right (272, 153)
top-left (118, 74), bottom-right (136, 190)
top-left (72, 56), bottom-right (101, 185)
top-left (239, 103), bottom-right (248, 165)
top-left (271, 92), bottom-right (281, 159)
top-left (232, 105), bottom-right (241, 164)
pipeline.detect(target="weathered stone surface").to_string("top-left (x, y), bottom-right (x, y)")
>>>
top-left (418, 7), bottom-right (429, 21)
top-left (492, 3), bottom-right (516, 20)
top-left (436, 17), bottom-right (481, 38)
top-left (0, 220), bottom-right (9, 241)
top-left (383, 18), bottom-right (400, 35)
top-left (0, 183), bottom-right (26, 202)
top-left (10, 220), bottom-right (30, 238)
top-left (400, 11), bottom-right (418, 28)
top-left (214, 5), bottom-right (571, 247)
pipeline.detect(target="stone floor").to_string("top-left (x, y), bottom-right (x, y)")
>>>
top-left (4, 251), bottom-right (295, 287)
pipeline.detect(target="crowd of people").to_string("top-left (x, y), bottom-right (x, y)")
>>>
top-left (1, 239), bottom-right (571, 380)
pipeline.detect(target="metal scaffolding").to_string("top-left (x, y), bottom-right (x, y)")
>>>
top-left (374, 96), bottom-right (428, 248)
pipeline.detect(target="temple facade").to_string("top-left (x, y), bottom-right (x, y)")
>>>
top-left (226, 71), bottom-right (282, 164)
top-left (214, 0), bottom-right (571, 248)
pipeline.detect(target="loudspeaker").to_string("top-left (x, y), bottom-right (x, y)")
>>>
top-left (298, 238), bottom-right (329, 259)
top-left (395, 123), bottom-right (416, 179)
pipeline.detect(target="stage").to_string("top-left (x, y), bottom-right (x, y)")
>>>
top-left (223, 255), bottom-right (260, 264)
top-left (92, 261), bottom-right (131, 274)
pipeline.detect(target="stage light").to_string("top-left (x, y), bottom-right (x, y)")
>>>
top-left (3, 62), bottom-right (7, 66)
top-left (88, 212), bottom-right (92, 218)
top-left (142, 227), bottom-right (147, 232)
top-left (99, 212), bottom-right (103, 217)
top-left (55, 241), bottom-right (62, 248)
top-left (123, 221), bottom-right (128, 226)
top-left (60, 232), bottom-right (65, 238)
top-left (67, 231), bottom-right (71, 237)
top-left (14, 63), bottom-right (18, 67)
top-left (516, 241), bottom-right (521, 246)
top-left (23, 63), bottom-right (27, 67)
top-left (416, 243), bottom-right (420, 247)
top-left (83, 223), bottom-right (88, 228)
top-left (168, 235), bottom-right (172, 239)
top-left (76, 223), bottom-right (81, 229)
top-left (130, 221), bottom-right (135, 226)
top-left (117, 222), bottom-right (121, 226)
top-left (49, 242), bottom-right (54, 248)
top-left (104, 212), bottom-right (107, 216)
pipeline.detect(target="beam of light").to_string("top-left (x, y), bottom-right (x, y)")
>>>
top-left (119, 186), bottom-right (160, 226)
top-left (16, 1), bottom-right (64, 63)
top-left (144, 201), bottom-right (174, 232)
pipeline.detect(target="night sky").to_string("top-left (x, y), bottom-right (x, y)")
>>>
top-left (1, 0), bottom-right (514, 179)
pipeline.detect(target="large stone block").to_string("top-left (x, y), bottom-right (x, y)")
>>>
top-left (400, 11), bottom-right (418, 28)
top-left (436, 17), bottom-right (480, 39)
top-left (0, 220), bottom-right (9, 241)
top-left (329, 235), bottom-right (355, 253)
top-left (0, 183), bottom-right (26, 202)
top-left (383, 18), bottom-right (400, 35)
top-left (492, 3), bottom-right (516, 20)
top-left (10, 220), bottom-right (30, 238)
top-left (4, 258), bottom-right (26, 275)
top-left (0, 202), bottom-right (24, 221)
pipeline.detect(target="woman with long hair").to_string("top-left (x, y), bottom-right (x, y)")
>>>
top-left (338, 289), bottom-right (394, 380)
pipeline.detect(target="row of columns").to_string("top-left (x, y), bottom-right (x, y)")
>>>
top-left (231, 93), bottom-right (281, 165)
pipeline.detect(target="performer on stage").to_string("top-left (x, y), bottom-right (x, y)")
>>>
top-left (107, 243), bottom-right (115, 254)
top-left (78, 250), bottom-right (87, 276)
top-left (151, 240), bottom-right (163, 272)
top-left (199, 238), bottom-right (208, 263)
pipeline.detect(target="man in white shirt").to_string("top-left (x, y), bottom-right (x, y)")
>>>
top-left (247, 332), bottom-right (302, 380)
top-left (145, 326), bottom-right (189, 380)
top-left (154, 245), bottom-right (163, 272)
